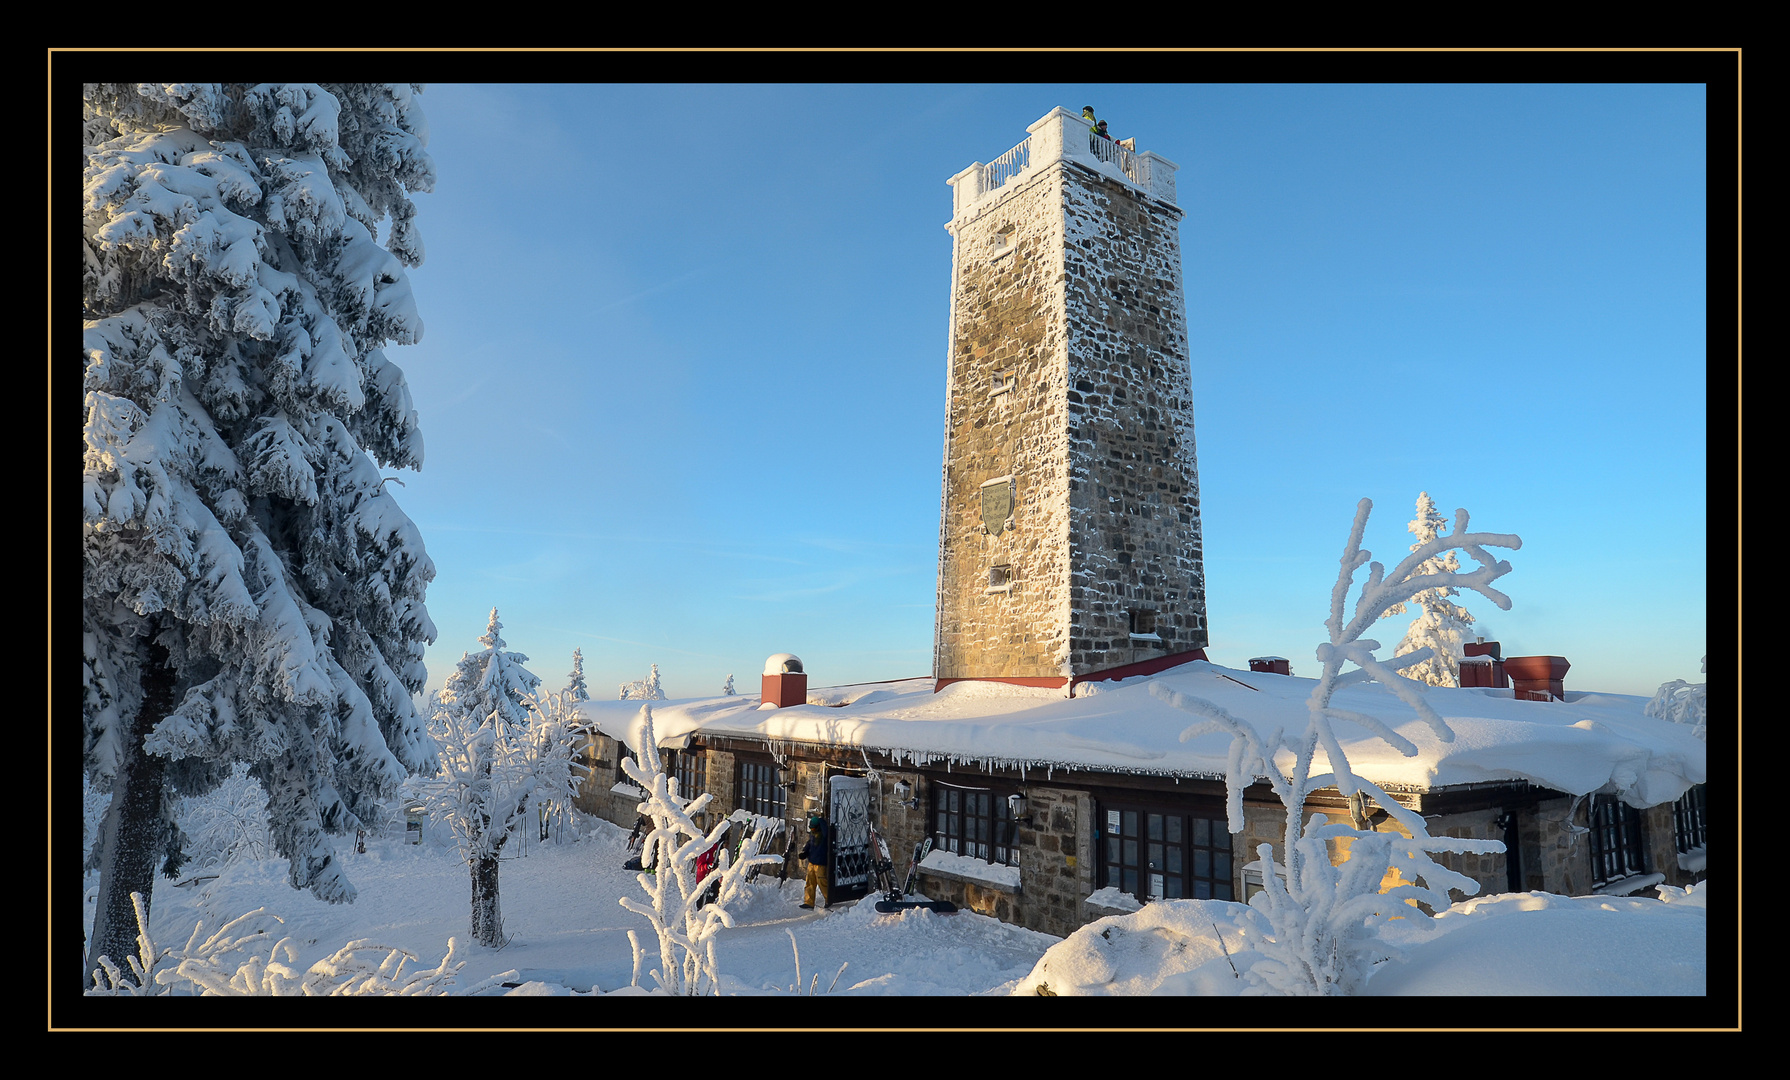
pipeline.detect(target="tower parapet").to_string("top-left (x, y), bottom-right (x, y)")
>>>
top-left (948, 106), bottom-right (1180, 222)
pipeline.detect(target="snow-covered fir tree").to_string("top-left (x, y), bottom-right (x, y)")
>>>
top-left (82, 83), bottom-right (437, 981)
top-left (564, 647), bottom-right (590, 703)
top-left (1382, 492), bottom-right (1478, 686)
top-left (722, 674), bottom-right (735, 696)
top-left (422, 609), bottom-right (551, 946)
top-left (419, 682), bottom-right (584, 949)
top-left (435, 609), bottom-right (540, 742)
top-left (1156, 498), bottom-right (1518, 994)
top-left (619, 663), bottom-right (665, 701)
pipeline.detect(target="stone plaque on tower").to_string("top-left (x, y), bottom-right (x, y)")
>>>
top-left (933, 107), bottom-right (1209, 693)
top-left (980, 477), bottom-right (1012, 534)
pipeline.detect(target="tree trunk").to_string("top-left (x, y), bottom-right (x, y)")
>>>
top-left (469, 853), bottom-right (503, 948)
top-left (83, 639), bottom-right (176, 988)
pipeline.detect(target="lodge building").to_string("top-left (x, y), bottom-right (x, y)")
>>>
top-left (571, 109), bottom-right (1707, 940)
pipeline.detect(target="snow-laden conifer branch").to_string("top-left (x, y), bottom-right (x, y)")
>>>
top-left (1156, 496), bottom-right (1521, 994)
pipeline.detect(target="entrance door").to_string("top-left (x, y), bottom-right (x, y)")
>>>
top-left (828, 775), bottom-right (872, 902)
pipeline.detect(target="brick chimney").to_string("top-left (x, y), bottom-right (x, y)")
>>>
top-left (1504, 655), bottom-right (1569, 702)
top-left (761, 653), bottom-right (807, 708)
top-left (1460, 639), bottom-right (1508, 689)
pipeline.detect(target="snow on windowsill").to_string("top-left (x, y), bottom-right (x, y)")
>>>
top-left (1593, 872), bottom-right (1665, 898)
top-left (1083, 886), bottom-right (1142, 913)
top-left (919, 848), bottom-right (1021, 892)
top-left (1677, 846), bottom-right (1706, 874)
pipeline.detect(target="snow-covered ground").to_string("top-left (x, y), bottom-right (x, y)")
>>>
top-left (76, 812), bottom-right (1718, 1019)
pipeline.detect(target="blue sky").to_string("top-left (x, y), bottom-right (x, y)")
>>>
top-left (389, 79), bottom-right (1710, 702)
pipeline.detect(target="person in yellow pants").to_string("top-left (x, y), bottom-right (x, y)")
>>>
top-left (800, 814), bottom-right (829, 909)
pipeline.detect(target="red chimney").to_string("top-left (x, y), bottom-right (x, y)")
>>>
top-left (1504, 655), bottom-right (1569, 702)
top-left (1460, 640), bottom-right (1508, 689)
top-left (761, 653), bottom-right (807, 708)
top-left (1248, 656), bottom-right (1291, 676)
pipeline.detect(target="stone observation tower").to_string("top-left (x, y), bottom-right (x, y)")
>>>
top-left (934, 107), bottom-right (1208, 693)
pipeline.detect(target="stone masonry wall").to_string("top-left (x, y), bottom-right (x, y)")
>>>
top-left (1060, 165), bottom-right (1208, 672)
top-left (935, 169), bottom-right (1074, 680)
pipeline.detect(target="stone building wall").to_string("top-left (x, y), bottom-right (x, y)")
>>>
top-left (571, 730), bottom-right (647, 827)
top-left (935, 170), bottom-right (1075, 680)
top-left (1643, 803), bottom-right (1703, 889)
top-left (1059, 166), bottom-right (1208, 672)
top-left (1521, 794), bottom-right (1590, 895)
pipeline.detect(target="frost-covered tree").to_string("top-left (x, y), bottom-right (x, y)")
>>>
top-left (564, 647), bottom-right (590, 703)
top-left (1645, 655), bottom-right (1707, 740)
top-left (722, 674), bottom-right (735, 697)
top-left (1154, 498), bottom-right (1518, 994)
top-left (619, 704), bottom-right (782, 995)
top-left (177, 761), bottom-right (271, 869)
top-left (419, 610), bottom-right (571, 946)
top-left (419, 683), bottom-right (586, 948)
top-left (1381, 493), bottom-right (1477, 686)
top-left (619, 663), bottom-right (665, 701)
top-left (436, 609), bottom-right (540, 742)
top-left (82, 83), bottom-right (437, 981)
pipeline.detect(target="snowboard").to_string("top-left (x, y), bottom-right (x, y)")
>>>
top-left (872, 898), bottom-right (959, 914)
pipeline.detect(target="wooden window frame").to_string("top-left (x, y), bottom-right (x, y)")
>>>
top-left (671, 748), bottom-right (704, 802)
top-left (930, 782), bottom-right (1019, 867)
top-left (1588, 793), bottom-right (1647, 887)
top-left (1673, 783), bottom-right (1707, 854)
top-left (736, 757), bottom-right (787, 820)
top-left (1096, 799), bottom-right (1234, 903)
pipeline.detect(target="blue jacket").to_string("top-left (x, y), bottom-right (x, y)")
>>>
top-left (802, 827), bottom-right (828, 864)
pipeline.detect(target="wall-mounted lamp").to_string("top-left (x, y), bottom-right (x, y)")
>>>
top-left (1008, 793), bottom-right (1035, 827)
top-left (892, 780), bottom-right (916, 809)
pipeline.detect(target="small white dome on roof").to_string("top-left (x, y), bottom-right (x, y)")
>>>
top-left (764, 653), bottom-right (804, 676)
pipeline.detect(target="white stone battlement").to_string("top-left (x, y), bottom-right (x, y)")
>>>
top-left (948, 107), bottom-right (1180, 222)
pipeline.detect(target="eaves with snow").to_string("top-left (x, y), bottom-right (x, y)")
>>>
top-left (574, 662), bottom-right (1706, 808)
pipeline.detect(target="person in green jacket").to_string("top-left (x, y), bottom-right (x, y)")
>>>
top-left (1083, 106), bottom-right (1113, 152)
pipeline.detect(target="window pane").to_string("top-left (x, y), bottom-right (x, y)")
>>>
top-left (1123, 838), bottom-right (1137, 866)
top-left (1123, 811), bottom-right (1138, 837)
top-left (1166, 816), bottom-right (1182, 844)
top-left (1167, 847), bottom-right (1182, 874)
top-left (1148, 842), bottom-right (1164, 870)
top-left (1148, 814), bottom-right (1164, 841)
top-left (1192, 818), bottom-right (1208, 846)
top-left (1122, 869), bottom-right (1138, 894)
top-left (1195, 849), bottom-right (1210, 879)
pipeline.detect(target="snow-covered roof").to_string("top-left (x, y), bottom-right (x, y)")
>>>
top-left (573, 662), bottom-right (1705, 808)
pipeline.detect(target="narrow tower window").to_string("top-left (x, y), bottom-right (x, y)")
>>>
top-left (987, 564), bottom-right (1012, 592)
